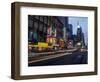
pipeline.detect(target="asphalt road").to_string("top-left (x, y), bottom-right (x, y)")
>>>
top-left (28, 51), bottom-right (88, 66)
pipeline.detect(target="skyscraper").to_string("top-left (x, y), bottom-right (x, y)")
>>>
top-left (76, 21), bottom-right (85, 47)
top-left (63, 17), bottom-right (68, 42)
top-left (77, 22), bottom-right (82, 42)
top-left (81, 32), bottom-right (85, 47)
top-left (68, 24), bottom-right (73, 40)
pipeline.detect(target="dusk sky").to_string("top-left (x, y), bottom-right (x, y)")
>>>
top-left (68, 17), bottom-right (88, 45)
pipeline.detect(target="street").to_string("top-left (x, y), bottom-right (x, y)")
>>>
top-left (28, 50), bottom-right (88, 66)
top-left (28, 15), bottom-right (88, 67)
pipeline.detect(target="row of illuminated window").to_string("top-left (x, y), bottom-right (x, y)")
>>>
top-left (28, 15), bottom-right (63, 30)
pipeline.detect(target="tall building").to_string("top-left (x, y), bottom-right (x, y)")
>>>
top-left (28, 15), bottom-right (48, 43)
top-left (81, 32), bottom-right (85, 47)
top-left (65, 17), bottom-right (68, 27)
top-left (57, 17), bottom-right (69, 44)
top-left (77, 22), bottom-right (82, 42)
top-left (66, 24), bottom-right (73, 48)
top-left (63, 27), bottom-right (67, 42)
top-left (55, 17), bottom-right (64, 39)
top-left (68, 24), bottom-right (73, 40)
top-left (72, 34), bottom-right (77, 46)
top-left (47, 16), bottom-right (64, 45)
top-left (76, 22), bottom-right (85, 47)
top-left (63, 17), bottom-right (68, 42)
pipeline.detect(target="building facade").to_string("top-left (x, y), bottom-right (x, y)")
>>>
top-left (28, 15), bottom-right (65, 51)
top-left (28, 15), bottom-right (48, 44)
top-left (76, 22), bottom-right (85, 47)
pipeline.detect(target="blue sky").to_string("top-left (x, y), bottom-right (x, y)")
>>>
top-left (68, 17), bottom-right (88, 45)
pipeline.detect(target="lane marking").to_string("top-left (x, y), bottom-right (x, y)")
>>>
top-left (28, 52), bottom-right (72, 64)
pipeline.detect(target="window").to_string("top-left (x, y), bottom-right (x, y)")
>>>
top-left (40, 16), bottom-right (44, 22)
top-left (39, 22), bottom-right (43, 31)
top-left (34, 16), bottom-right (39, 20)
top-left (28, 20), bottom-right (33, 28)
top-left (43, 25), bottom-right (47, 33)
top-left (34, 21), bottom-right (38, 30)
top-left (44, 16), bottom-right (47, 24)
